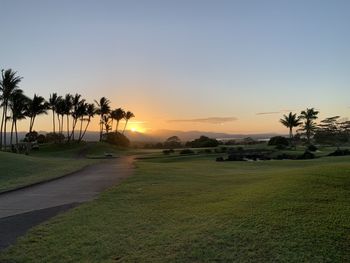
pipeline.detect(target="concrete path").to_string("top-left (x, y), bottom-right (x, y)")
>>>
top-left (0, 156), bottom-right (134, 250)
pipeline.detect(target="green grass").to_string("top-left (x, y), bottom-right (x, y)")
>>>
top-left (1, 154), bottom-right (350, 262)
top-left (0, 151), bottom-right (94, 193)
top-left (0, 142), bottom-right (157, 193)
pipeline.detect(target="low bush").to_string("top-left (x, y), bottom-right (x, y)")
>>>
top-left (307, 144), bottom-right (318, 152)
top-left (328, 149), bottom-right (350, 156)
top-left (297, 150), bottom-right (315, 160)
top-left (179, 149), bottom-right (195, 155)
top-left (163, 149), bottom-right (175, 155)
top-left (268, 136), bottom-right (289, 147)
top-left (103, 132), bottom-right (130, 147)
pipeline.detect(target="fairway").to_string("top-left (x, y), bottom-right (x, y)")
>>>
top-left (1, 155), bottom-right (350, 262)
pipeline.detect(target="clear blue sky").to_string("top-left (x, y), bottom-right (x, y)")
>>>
top-left (0, 0), bottom-right (349, 133)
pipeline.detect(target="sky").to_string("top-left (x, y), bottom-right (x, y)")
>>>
top-left (0, 0), bottom-right (349, 134)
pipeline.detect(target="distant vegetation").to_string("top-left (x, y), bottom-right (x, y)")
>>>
top-left (280, 108), bottom-right (350, 149)
top-left (0, 68), bottom-right (135, 153)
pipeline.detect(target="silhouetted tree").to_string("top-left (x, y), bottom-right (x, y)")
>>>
top-left (79, 103), bottom-right (97, 142)
top-left (69, 93), bottom-right (84, 141)
top-left (164, 136), bottom-right (182, 148)
top-left (48, 93), bottom-right (59, 134)
top-left (122, 111), bottom-right (135, 134)
top-left (0, 69), bottom-right (22, 150)
top-left (26, 94), bottom-right (48, 133)
top-left (95, 97), bottom-right (111, 141)
top-left (111, 108), bottom-right (125, 132)
top-left (299, 108), bottom-right (319, 145)
top-left (280, 112), bottom-right (302, 141)
top-left (9, 90), bottom-right (28, 150)
top-left (63, 94), bottom-right (73, 141)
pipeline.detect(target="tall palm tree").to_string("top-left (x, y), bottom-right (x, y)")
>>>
top-left (280, 112), bottom-right (302, 143)
top-left (299, 108), bottom-right (319, 145)
top-left (95, 97), bottom-right (110, 141)
top-left (26, 94), bottom-right (48, 133)
top-left (0, 69), bottom-right (22, 150)
top-left (122, 111), bottom-right (135, 134)
top-left (64, 94), bottom-right (73, 141)
top-left (69, 93), bottom-right (84, 141)
top-left (103, 114), bottom-right (112, 134)
top-left (9, 90), bottom-right (28, 150)
top-left (111, 108), bottom-right (125, 133)
top-left (55, 97), bottom-right (66, 141)
top-left (48, 93), bottom-right (59, 134)
top-left (79, 103), bottom-right (96, 142)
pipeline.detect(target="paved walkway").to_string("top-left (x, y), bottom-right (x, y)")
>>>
top-left (0, 156), bottom-right (134, 250)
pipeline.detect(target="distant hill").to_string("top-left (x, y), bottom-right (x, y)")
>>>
top-left (10, 130), bottom-right (282, 143)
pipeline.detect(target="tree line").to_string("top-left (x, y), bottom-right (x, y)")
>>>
top-left (280, 108), bottom-right (350, 147)
top-left (0, 69), bottom-right (135, 152)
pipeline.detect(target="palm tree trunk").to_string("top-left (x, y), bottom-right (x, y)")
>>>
top-left (306, 131), bottom-right (311, 145)
top-left (122, 120), bottom-right (128, 134)
top-left (52, 109), bottom-right (56, 134)
top-left (80, 119), bottom-right (91, 142)
top-left (61, 115), bottom-right (64, 136)
top-left (69, 118), bottom-right (78, 141)
top-left (99, 115), bottom-right (103, 141)
top-left (57, 114), bottom-right (60, 135)
top-left (66, 115), bottom-right (70, 142)
top-left (29, 116), bottom-right (36, 133)
top-left (78, 117), bottom-right (83, 142)
top-left (115, 120), bottom-right (119, 133)
top-left (15, 121), bottom-right (19, 153)
top-left (10, 119), bottom-right (14, 149)
top-left (0, 105), bottom-right (5, 149)
top-left (3, 104), bottom-right (8, 150)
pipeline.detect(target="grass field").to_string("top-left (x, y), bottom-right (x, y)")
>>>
top-left (0, 151), bottom-right (95, 193)
top-left (1, 152), bottom-right (350, 262)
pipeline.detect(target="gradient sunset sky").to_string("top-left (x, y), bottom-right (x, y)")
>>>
top-left (1, 0), bottom-right (349, 134)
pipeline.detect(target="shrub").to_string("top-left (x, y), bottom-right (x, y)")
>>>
top-left (164, 136), bottom-right (182, 149)
top-left (297, 150), bottom-right (315, 159)
top-left (216, 157), bottom-right (224, 162)
top-left (179, 149), bottom-right (195, 155)
top-left (328, 149), bottom-right (350, 156)
top-left (268, 136), bottom-right (289, 147)
top-left (186, 136), bottom-right (219, 148)
top-left (24, 131), bottom-right (38, 142)
top-left (163, 149), bottom-right (175, 155)
top-left (307, 144), bottom-right (318, 152)
top-left (274, 153), bottom-right (294, 160)
top-left (45, 132), bottom-right (65, 143)
top-left (103, 132), bottom-right (130, 147)
top-left (37, 134), bottom-right (46, 144)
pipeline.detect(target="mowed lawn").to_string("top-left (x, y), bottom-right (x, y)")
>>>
top-left (1, 155), bottom-right (350, 262)
top-left (0, 151), bottom-right (94, 193)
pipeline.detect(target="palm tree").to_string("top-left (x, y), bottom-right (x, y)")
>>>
top-left (69, 93), bottom-right (84, 141)
top-left (79, 103), bottom-right (96, 142)
top-left (103, 114), bottom-right (112, 134)
top-left (76, 101), bottom-right (87, 141)
top-left (280, 112), bottom-right (302, 144)
top-left (122, 111), bottom-right (135, 134)
top-left (48, 93), bottom-right (59, 134)
top-left (0, 69), bottom-right (22, 150)
top-left (95, 97), bottom-right (110, 141)
top-left (111, 108), bottom-right (125, 133)
top-left (26, 94), bottom-right (48, 133)
top-left (299, 108), bottom-right (319, 145)
top-left (55, 97), bottom-right (65, 137)
top-left (63, 94), bottom-right (73, 141)
top-left (9, 90), bottom-right (29, 150)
